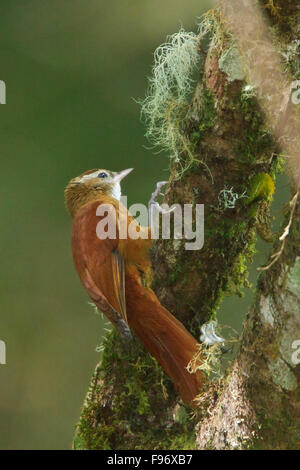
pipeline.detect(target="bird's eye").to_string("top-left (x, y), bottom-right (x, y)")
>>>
top-left (98, 172), bottom-right (108, 178)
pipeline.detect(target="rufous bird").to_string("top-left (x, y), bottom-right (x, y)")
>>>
top-left (64, 168), bottom-right (205, 405)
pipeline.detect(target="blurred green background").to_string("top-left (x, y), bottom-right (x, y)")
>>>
top-left (0, 0), bottom-right (290, 450)
top-left (0, 0), bottom-right (215, 450)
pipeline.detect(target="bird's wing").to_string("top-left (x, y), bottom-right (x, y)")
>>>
top-left (71, 200), bottom-right (128, 325)
top-left (110, 249), bottom-right (127, 324)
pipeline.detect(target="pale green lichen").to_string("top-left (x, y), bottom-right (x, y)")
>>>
top-left (140, 29), bottom-right (200, 174)
top-left (259, 295), bottom-right (275, 327)
top-left (173, 404), bottom-right (189, 424)
top-left (278, 259), bottom-right (300, 368)
top-left (197, 7), bottom-right (231, 53)
top-left (139, 19), bottom-right (222, 178)
top-left (139, 12), bottom-right (232, 178)
top-left (218, 186), bottom-right (248, 209)
top-left (219, 46), bottom-right (246, 82)
top-left (280, 324), bottom-right (300, 369)
top-left (268, 357), bottom-right (297, 391)
top-left (286, 257), bottom-right (300, 297)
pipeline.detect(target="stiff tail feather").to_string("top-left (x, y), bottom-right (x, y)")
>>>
top-left (127, 297), bottom-right (205, 405)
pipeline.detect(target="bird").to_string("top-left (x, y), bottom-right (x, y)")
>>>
top-left (64, 167), bottom-right (205, 405)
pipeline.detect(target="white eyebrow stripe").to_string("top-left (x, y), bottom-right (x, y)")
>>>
top-left (79, 171), bottom-right (100, 182)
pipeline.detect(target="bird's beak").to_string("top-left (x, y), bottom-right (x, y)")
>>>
top-left (113, 168), bottom-right (133, 183)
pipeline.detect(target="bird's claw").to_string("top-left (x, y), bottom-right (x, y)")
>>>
top-left (148, 181), bottom-right (168, 207)
top-left (148, 181), bottom-right (175, 227)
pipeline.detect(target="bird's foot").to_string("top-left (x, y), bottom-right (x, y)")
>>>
top-left (148, 181), bottom-right (168, 207)
top-left (148, 181), bottom-right (175, 227)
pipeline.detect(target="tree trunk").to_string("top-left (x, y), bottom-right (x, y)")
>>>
top-left (73, 0), bottom-right (300, 450)
top-left (196, 195), bottom-right (300, 449)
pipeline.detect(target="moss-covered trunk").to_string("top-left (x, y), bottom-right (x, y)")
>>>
top-left (74, 0), bottom-right (300, 450)
top-left (196, 192), bottom-right (300, 449)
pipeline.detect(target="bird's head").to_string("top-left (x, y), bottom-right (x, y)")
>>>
top-left (64, 168), bottom-right (133, 216)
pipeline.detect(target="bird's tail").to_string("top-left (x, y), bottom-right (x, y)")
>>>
top-left (127, 289), bottom-right (205, 405)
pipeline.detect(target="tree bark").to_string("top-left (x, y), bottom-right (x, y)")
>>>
top-left (73, 0), bottom-right (300, 450)
top-left (196, 196), bottom-right (300, 449)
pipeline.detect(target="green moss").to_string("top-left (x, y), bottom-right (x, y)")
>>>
top-left (74, 329), bottom-right (197, 450)
top-left (246, 173), bottom-right (275, 204)
top-left (167, 263), bottom-right (183, 285)
top-left (263, 0), bottom-right (282, 18)
top-left (236, 91), bottom-right (273, 164)
top-left (270, 153), bottom-right (285, 178)
top-left (177, 83), bottom-right (217, 179)
top-left (221, 223), bottom-right (256, 296)
top-left (197, 85), bottom-right (217, 134)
